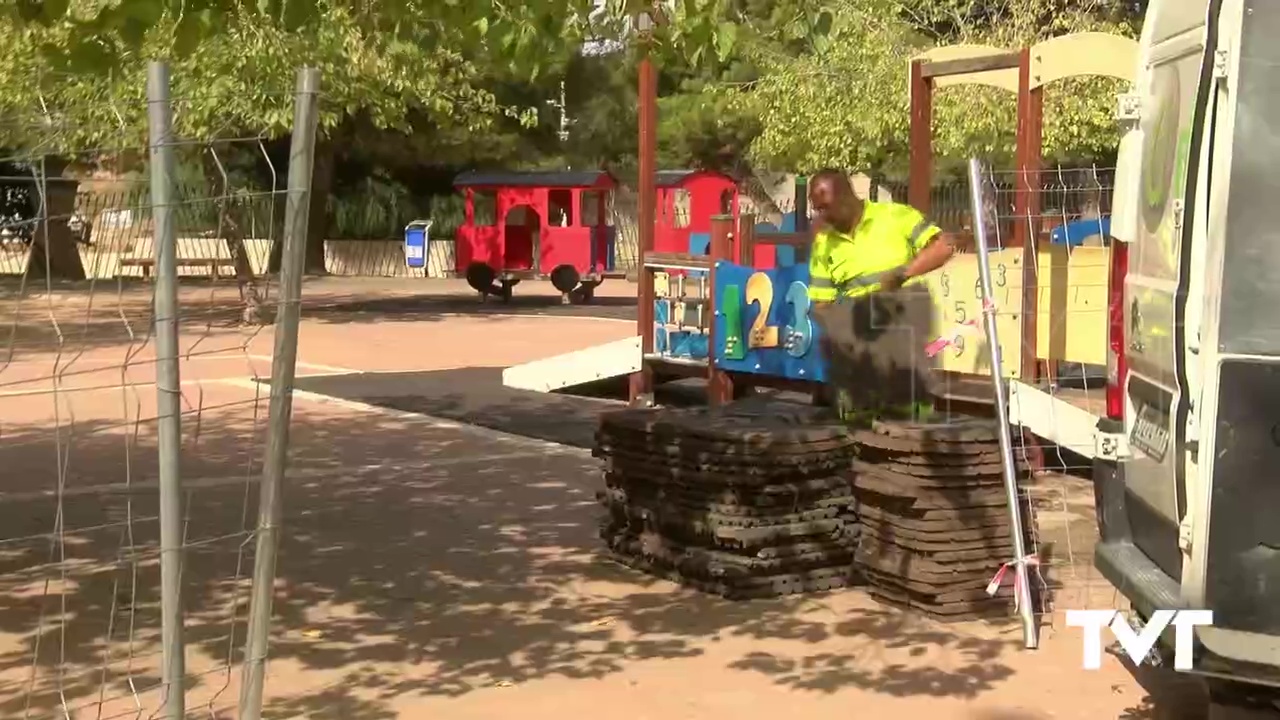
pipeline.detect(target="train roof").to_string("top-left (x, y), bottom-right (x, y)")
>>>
top-left (453, 170), bottom-right (616, 188)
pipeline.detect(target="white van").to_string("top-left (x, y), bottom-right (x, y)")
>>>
top-left (1097, 0), bottom-right (1280, 711)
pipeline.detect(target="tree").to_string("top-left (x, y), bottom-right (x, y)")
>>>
top-left (730, 0), bottom-right (918, 174)
top-left (0, 0), bottom-right (768, 278)
top-left (737, 0), bottom-right (1142, 176)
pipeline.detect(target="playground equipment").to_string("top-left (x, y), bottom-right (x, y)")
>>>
top-left (505, 32), bottom-right (1141, 466)
top-left (501, 179), bottom-right (810, 393)
top-left (905, 32), bottom-right (1139, 459)
top-left (454, 170), bottom-right (623, 303)
top-left (653, 169), bottom-right (738, 256)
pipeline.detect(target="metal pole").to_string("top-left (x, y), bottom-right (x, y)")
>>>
top-left (238, 66), bottom-right (321, 720)
top-left (966, 157), bottom-right (1039, 649)
top-left (147, 61), bottom-right (186, 720)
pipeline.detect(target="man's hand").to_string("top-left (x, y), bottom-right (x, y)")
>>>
top-left (879, 267), bottom-right (907, 292)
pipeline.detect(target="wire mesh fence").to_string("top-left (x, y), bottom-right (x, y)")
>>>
top-left (0, 63), bottom-right (317, 719)
top-left (950, 163), bottom-right (1123, 628)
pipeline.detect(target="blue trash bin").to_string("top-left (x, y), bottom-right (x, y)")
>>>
top-left (404, 220), bottom-right (432, 269)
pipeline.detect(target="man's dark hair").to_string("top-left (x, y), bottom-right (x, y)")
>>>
top-left (810, 168), bottom-right (853, 192)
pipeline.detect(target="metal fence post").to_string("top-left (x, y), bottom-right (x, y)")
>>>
top-left (238, 66), bottom-right (321, 720)
top-left (966, 157), bottom-right (1039, 649)
top-left (146, 60), bottom-right (186, 720)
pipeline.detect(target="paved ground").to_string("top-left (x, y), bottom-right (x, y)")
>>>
top-left (0, 276), bottom-right (1205, 719)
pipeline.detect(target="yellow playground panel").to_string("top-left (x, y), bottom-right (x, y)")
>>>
top-left (907, 31), bottom-right (1137, 383)
top-left (921, 246), bottom-right (1111, 378)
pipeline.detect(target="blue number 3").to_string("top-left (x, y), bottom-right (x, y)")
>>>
top-left (783, 281), bottom-right (813, 358)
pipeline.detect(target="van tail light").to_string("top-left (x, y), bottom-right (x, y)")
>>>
top-left (1106, 242), bottom-right (1129, 420)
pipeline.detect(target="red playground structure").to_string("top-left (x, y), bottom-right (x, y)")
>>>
top-left (653, 170), bottom-right (738, 257)
top-left (454, 170), bottom-right (622, 303)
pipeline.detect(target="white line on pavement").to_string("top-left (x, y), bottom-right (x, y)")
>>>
top-left (0, 450), bottom-right (573, 504)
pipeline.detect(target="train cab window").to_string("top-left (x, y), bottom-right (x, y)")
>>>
top-left (673, 188), bottom-right (692, 229)
top-left (548, 189), bottom-right (575, 227)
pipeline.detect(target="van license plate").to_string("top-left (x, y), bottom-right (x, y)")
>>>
top-left (1130, 405), bottom-right (1170, 463)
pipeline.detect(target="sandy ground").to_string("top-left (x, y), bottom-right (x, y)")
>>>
top-left (0, 276), bottom-right (1197, 719)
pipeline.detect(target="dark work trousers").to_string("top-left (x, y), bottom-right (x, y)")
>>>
top-left (811, 285), bottom-right (940, 423)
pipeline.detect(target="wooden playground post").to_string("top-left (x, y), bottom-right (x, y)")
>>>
top-left (737, 213), bottom-right (756, 265)
top-left (629, 17), bottom-right (659, 405)
top-left (906, 48), bottom-right (1035, 380)
top-left (707, 214), bottom-right (735, 405)
top-left (1014, 47), bottom-right (1045, 383)
top-left (907, 60), bottom-right (934, 214)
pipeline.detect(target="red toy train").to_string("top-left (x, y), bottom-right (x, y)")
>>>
top-left (454, 169), bottom-right (739, 302)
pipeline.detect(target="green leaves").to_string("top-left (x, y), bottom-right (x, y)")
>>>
top-left (739, 0), bottom-right (1138, 174)
top-left (40, 0), bottom-right (70, 22)
top-left (715, 22), bottom-right (738, 62)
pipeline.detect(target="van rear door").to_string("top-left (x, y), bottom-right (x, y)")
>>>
top-left (1183, 0), bottom-right (1280, 670)
top-left (1120, 0), bottom-right (1206, 585)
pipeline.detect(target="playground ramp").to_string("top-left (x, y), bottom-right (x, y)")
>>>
top-left (1007, 379), bottom-right (1107, 461)
top-left (501, 335), bottom-right (643, 393)
top-left (500, 337), bottom-right (1108, 463)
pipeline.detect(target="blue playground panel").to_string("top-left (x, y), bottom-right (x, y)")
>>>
top-left (685, 232), bottom-right (712, 278)
top-left (712, 260), bottom-right (827, 383)
top-left (688, 231), bottom-right (711, 255)
top-left (1050, 217), bottom-right (1111, 246)
top-left (653, 298), bottom-right (710, 360)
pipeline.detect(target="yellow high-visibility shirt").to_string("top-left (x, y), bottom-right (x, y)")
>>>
top-left (807, 201), bottom-right (940, 302)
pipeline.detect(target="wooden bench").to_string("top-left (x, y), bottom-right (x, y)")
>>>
top-left (119, 257), bottom-right (237, 279)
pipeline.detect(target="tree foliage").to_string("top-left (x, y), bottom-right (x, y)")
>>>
top-left (736, 0), bottom-right (1142, 175)
top-left (0, 3), bottom-right (553, 153)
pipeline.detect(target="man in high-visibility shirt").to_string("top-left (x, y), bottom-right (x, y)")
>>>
top-left (806, 169), bottom-right (963, 424)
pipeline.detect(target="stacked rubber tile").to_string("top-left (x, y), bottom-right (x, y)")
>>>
top-left (594, 400), bottom-right (860, 599)
top-left (849, 418), bottom-right (1040, 620)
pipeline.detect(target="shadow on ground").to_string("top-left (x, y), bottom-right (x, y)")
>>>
top-left (0, 278), bottom-right (635, 360)
top-left (291, 368), bottom-right (721, 449)
top-left (299, 291), bottom-right (637, 325)
top-left (0, 400), bottom-right (1022, 719)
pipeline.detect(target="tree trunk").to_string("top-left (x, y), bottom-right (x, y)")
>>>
top-left (201, 151), bottom-right (268, 325)
top-left (24, 159), bottom-right (87, 281)
top-left (266, 133), bottom-right (333, 275)
top-left (305, 136), bottom-right (334, 274)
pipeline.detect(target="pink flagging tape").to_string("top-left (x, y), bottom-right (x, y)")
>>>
top-left (923, 299), bottom-right (999, 358)
top-left (925, 319), bottom-right (979, 357)
top-left (986, 554), bottom-right (1041, 611)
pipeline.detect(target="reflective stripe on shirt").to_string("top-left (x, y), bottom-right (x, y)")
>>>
top-left (808, 201), bottom-right (940, 302)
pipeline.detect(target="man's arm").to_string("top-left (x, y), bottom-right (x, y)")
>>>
top-left (881, 207), bottom-right (964, 289)
top-left (806, 233), bottom-right (839, 305)
top-left (903, 231), bottom-right (962, 280)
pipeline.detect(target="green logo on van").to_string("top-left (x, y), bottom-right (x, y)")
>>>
top-left (1141, 65), bottom-right (1183, 231)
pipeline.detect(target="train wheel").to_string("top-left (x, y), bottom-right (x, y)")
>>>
top-left (570, 279), bottom-right (601, 305)
top-left (550, 265), bottom-right (581, 294)
top-left (466, 262), bottom-right (497, 298)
